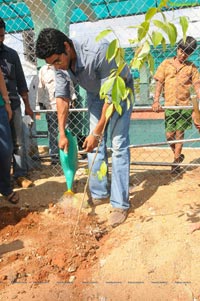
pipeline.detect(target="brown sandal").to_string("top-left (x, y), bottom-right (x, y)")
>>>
top-left (5, 191), bottom-right (19, 204)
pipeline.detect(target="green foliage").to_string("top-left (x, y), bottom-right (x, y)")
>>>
top-left (97, 161), bottom-right (107, 181)
top-left (128, 2), bottom-right (189, 74)
top-left (106, 39), bottom-right (119, 62)
top-left (99, 42), bottom-right (133, 115)
top-left (95, 29), bottom-right (113, 42)
top-left (138, 21), bottom-right (150, 41)
top-left (100, 77), bottom-right (115, 101)
top-left (98, 4), bottom-right (188, 115)
top-left (105, 103), bottom-right (114, 120)
top-left (145, 7), bottom-right (157, 21)
top-left (152, 19), bottom-right (177, 46)
top-left (151, 31), bottom-right (163, 47)
top-left (180, 16), bottom-right (188, 42)
top-left (97, 3), bottom-right (189, 120)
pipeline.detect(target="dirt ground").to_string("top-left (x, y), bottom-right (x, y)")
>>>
top-left (1, 149), bottom-right (200, 301)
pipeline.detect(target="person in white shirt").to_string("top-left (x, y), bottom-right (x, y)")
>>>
top-left (37, 64), bottom-right (77, 164)
top-left (36, 64), bottom-right (58, 164)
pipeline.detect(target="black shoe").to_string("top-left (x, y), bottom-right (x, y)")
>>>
top-left (179, 154), bottom-right (185, 163)
top-left (171, 165), bottom-right (181, 174)
top-left (171, 154), bottom-right (185, 174)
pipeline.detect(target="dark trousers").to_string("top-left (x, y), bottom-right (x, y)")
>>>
top-left (0, 106), bottom-right (13, 196)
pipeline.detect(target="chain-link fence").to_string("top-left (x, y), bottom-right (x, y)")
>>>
top-left (1, 1), bottom-right (200, 183)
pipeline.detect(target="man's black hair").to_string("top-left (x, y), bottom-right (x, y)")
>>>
top-left (35, 28), bottom-right (73, 59)
top-left (177, 36), bottom-right (197, 56)
top-left (0, 17), bottom-right (6, 29)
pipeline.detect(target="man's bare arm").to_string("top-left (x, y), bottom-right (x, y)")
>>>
top-left (56, 97), bottom-right (70, 152)
top-left (152, 79), bottom-right (163, 112)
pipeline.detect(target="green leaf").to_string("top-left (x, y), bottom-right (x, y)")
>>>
top-left (167, 22), bottom-right (177, 46)
top-left (161, 37), bottom-right (166, 51)
top-left (115, 48), bottom-right (125, 68)
top-left (111, 77), bottom-right (126, 114)
top-left (97, 161), bottom-right (107, 180)
top-left (106, 39), bottom-right (119, 62)
top-left (119, 47), bottom-right (125, 57)
top-left (153, 20), bottom-right (177, 46)
top-left (95, 29), bottom-right (113, 42)
top-left (109, 69), bottom-right (117, 78)
top-left (126, 98), bottom-right (131, 110)
top-left (160, 11), bottom-right (167, 23)
top-left (104, 95), bottom-right (110, 103)
top-left (123, 88), bottom-right (134, 107)
top-left (147, 53), bottom-right (155, 74)
top-left (153, 19), bottom-right (168, 33)
top-left (130, 58), bottom-right (143, 70)
top-left (180, 16), bottom-right (188, 42)
top-left (137, 41), bottom-right (150, 59)
top-left (151, 31), bottom-right (163, 47)
top-left (97, 171), bottom-right (103, 181)
top-left (128, 38), bottom-right (139, 45)
top-left (117, 76), bottom-right (126, 97)
top-left (145, 7), bottom-right (157, 21)
top-left (138, 21), bottom-right (150, 41)
top-left (112, 78), bottom-right (121, 106)
top-left (129, 88), bottom-right (134, 104)
top-left (100, 161), bottom-right (107, 176)
top-left (115, 62), bottom-right (126, 77)
top-left (105, 103), bottom-right (114, 120)
top-left (114, 102), bottom-right (122, 115)
top-left (99, 77), bottom-right (115, 99)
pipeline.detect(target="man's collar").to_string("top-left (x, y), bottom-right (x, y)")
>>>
top-left (169, 56), bottom-right (188, 67)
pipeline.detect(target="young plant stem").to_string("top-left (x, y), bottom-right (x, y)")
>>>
top-left (73, 118), bottom-right (109, 237)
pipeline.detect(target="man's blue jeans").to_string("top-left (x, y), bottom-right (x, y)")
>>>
top-left (0, 106), bottom-right (13, 196)
top-left (10, 107), bottom-right (28, 178)
top-left (87, 94), bottom-right (132, 210)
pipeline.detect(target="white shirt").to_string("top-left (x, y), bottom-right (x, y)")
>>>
top-left (37, 65), bottom-right (77, 111)
top-left (37, 64), bottom-right (57, 110)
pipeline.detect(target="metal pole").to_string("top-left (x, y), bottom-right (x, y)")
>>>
top-left (33, 108), bottom-right (88, 113)
top-left (33, 105), bottom-right (194, 114)
top-left (131, 161), bottom-right (200, 167)
top-left (132, 105), bottom-right (193, 110)
top-left (129, 138), bottom-right (200, 148)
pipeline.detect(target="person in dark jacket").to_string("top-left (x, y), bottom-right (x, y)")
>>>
top-left (0, 17), bottom-right (33, 188)
top-left (0, 67), bottom-right (19, 204)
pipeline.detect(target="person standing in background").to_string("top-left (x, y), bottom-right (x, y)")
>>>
top-left (36, 64), bottom-right (59, 165)
top-left (0, 17), bottom-right (33, 188)
top-left (0, 67), bottom-right (19, 204)
top-left (152, 36), bottom-right (200, 174)
top-left (37, 64), bottom-right (86, 164)
top-left (23, 74), bottom-right (41, 169)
